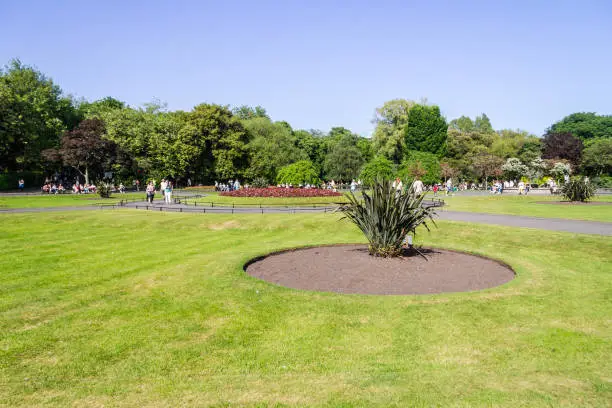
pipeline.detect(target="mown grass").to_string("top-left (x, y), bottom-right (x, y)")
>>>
top-left (0, 192), bottom-right (143, 209)
top-left (440, 193), bottom-right (612, 222)
top-left (1, 210), bottom-right (610, 406)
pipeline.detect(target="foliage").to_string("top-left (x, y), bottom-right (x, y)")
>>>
top-left (548, 112), bottom-right (612, 141)
top-left (542, 132), bottom-right (583, 165)
top-left (440, 162), bottom-right (458, 182)
top-left (591, 175), bottom-right (612, 188)
top-left (359, 156), bottom-right (394, 185)
top-left (244, 117), bottom-right (308, 182)
top-left (397, 150), bottom-right (441, 185)
top-left (96, 182), bottom-right (112, 198)
top-left (338, 180), bottom-right (436, 257)
top-left (372, 99), bottom-right (415, 163)
top-left (42, 118), bottom-right (116, 184)
top-left (276, 160), bottom-right (320, 186)
top-left (501, 158), bottom-right (529, 181)
top-left (471, 153), bottom-right (504, 184)
top-left (581, 138), bottom-right (612, 176)
top-left (323, 134), bottom-right (364, 181)
top-left (231, 105), bottom-right (270, 120)
top-left (220, 187), bottom-right (341, 197)
top-left (549, 161), bottom-right (572, 182)
top-left (404, 104), bottom-right (448, 156)
top-left (561, 177), bottom-right (595, 202)
top-left (0, 59), bottom-right (77, 171)
top-left (249, 177), bottom-right (269, 188)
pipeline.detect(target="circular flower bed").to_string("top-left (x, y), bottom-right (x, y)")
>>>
top-left (220, 187), bottom-right (342, 198)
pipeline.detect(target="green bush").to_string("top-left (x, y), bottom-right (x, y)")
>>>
top-left (97, 182), bottom-right (112, 198)
top-left (250, 177), bottom-right (269, 188)
top-left (276, 160), bottom-right (320, 186)
top-left (397, 150), bottom-right (441, 185)
top-left (337, 179), bottom-right (437, 257)
top-left (591, 175), bottom-right (612, 188)
top-left (561, 178), bottom-right (595, 202)
top-left (359, 156), bottom-right (394, 186)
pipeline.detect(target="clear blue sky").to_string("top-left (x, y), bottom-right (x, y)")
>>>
top-left (2, 0), bottom-right (610, 136)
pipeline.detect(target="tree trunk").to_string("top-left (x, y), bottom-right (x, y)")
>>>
top-left (85, 166), bottom-right (89, 185)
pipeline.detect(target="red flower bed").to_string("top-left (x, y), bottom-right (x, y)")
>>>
top-left (220, 187), bottom-right (342, 198)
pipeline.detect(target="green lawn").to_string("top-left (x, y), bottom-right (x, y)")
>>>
top-left (441, 193), bottom-right (612, 222)
top-left (0, 192), bottom-right (143, 209)
top-left (1, 211), bottom-right (610, 406)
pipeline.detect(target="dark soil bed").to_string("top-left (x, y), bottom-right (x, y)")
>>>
top-left (245, 244), bottom-right (515, 295)
top-left (534, 201), bottom-right (612, 206)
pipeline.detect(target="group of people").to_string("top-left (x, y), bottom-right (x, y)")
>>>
top-left (145, 179), bottom-right (173, 204)
top-left (215, 180), bottom-right (241, 192)
top-left (41, 183), bottom-right (66, 194)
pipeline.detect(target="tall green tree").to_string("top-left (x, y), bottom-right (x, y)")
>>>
top-left (372, 99), bottom-right (415, 163)
top-left (0, 59), bottom-right (77, 171)
top-left (324, 134), bottom-right (364, 181)
top-left (404, 104), bottom-right (448, 156)
top-left (548, 112), bottom-right (612, 141)
top-left (581, 138), bottom-right (612, 176)
top-left (244, 117), bottom-right (307, 182)
top-left (232, 105), bottom-right (270, 120)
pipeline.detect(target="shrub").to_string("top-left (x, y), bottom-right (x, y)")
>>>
top-left (250, 177), bottom-right (269, 188)
top-left (561, 178), bottom-right (595, 202)
top-left (97, 182), bottom-right (112, 198)
top-left (359, 156), bottom-right (394, 186)
top-left (337, 179), bottom-right (437, 257)
top-left (276, 160), bottom-right (320, 186)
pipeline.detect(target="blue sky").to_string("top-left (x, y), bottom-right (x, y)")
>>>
top-left (1, 0), bottom-right (610, 136)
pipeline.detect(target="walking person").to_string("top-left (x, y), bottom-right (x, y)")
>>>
top-left (146, 182), bottom-right (155, 203)
top-left (412, 178), bottom-right (424, 196)
top-left (164, 181), bottom-right (173, 204)
top-left (159, 179), bottom-right (167, 202)
top-left (18, 179), bottom-right (24, 191)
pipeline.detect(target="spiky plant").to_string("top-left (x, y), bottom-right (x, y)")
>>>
top-left (562, 178), bottom-right (595, 202)
top-left (337, 180), bottom-right (437, 257)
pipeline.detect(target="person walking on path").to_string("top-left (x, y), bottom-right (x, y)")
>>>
top-left (164, 181), bottom-right (173, 204)
top-left (146, 182), bottom-right (155, 204)
top-left (18, 179), bottom-right (24, 191)
top-left (159, 179), bottom-right (167, 202)
top-left (412, 178), bottom-right (424, 196)
top-left (445, 178), bottom-right (452, 196)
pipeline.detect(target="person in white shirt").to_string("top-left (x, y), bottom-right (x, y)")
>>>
top-left (412, 178), bottom-right (424, 196)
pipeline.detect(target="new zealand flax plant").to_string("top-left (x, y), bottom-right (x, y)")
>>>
top-left (337, 179), bottom-right (437, 257)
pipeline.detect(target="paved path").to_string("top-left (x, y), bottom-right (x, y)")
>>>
top-left (2, 202), bottom-right (611, 236)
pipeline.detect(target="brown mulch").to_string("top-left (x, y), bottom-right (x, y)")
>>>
top-left (534, 201), bottom-right (612, 206)
top-left (245, 244), bottom-right (515, 295)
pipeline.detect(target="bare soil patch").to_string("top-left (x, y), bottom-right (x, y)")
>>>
top-left (245, 244), bottom-right (515, 295)
top-left (534, 201), bottom-right (612, 206)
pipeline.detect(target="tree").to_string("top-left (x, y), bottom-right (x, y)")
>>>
top-left (542, 132), bottom-right (583, 165)
top-left (549, 161), bottom-right (572, 183)
top-left (397, 150), bottom-right (441, 185)
top-left (501, 158), bottom-right (529, 181)
top-left (581, 138), bottom-right (612, 176)
top-left (232, 105), bottom-right (270, 120)
top-left (404, 104), bottom-right (448, 156)
top-left (244, 117), bottom-right (307, 182)
top-left (324, 134), bottom-right (365, 181)
top-left (78, 96), bottom-right (125, 119)
top-left (473, 113), bottom-right (494, 133)
top-left (471, 153), bottom-right (504, 188)
top-left (548, 112), bottom-right (612, 141)
top-left (186, 104), bottom-right (250, 181)
top-left (276, 160), bottom-right (320, 185)
top-left (42, 118), bottom-right (115, 184)
top-left (0, 59), bottom-right (76, 171)
top-left (372, 99), bottom-right (415, 163)
top-left (440, 162), bottom-right (459, 182)
top-left (359, 156), bottom-right (394, 185)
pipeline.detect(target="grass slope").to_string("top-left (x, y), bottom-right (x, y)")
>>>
top-left (1, 211), bottom-right (610, 406)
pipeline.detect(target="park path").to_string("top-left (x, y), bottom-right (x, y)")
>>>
top-left (1, 202), bottom-right (611, 236)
